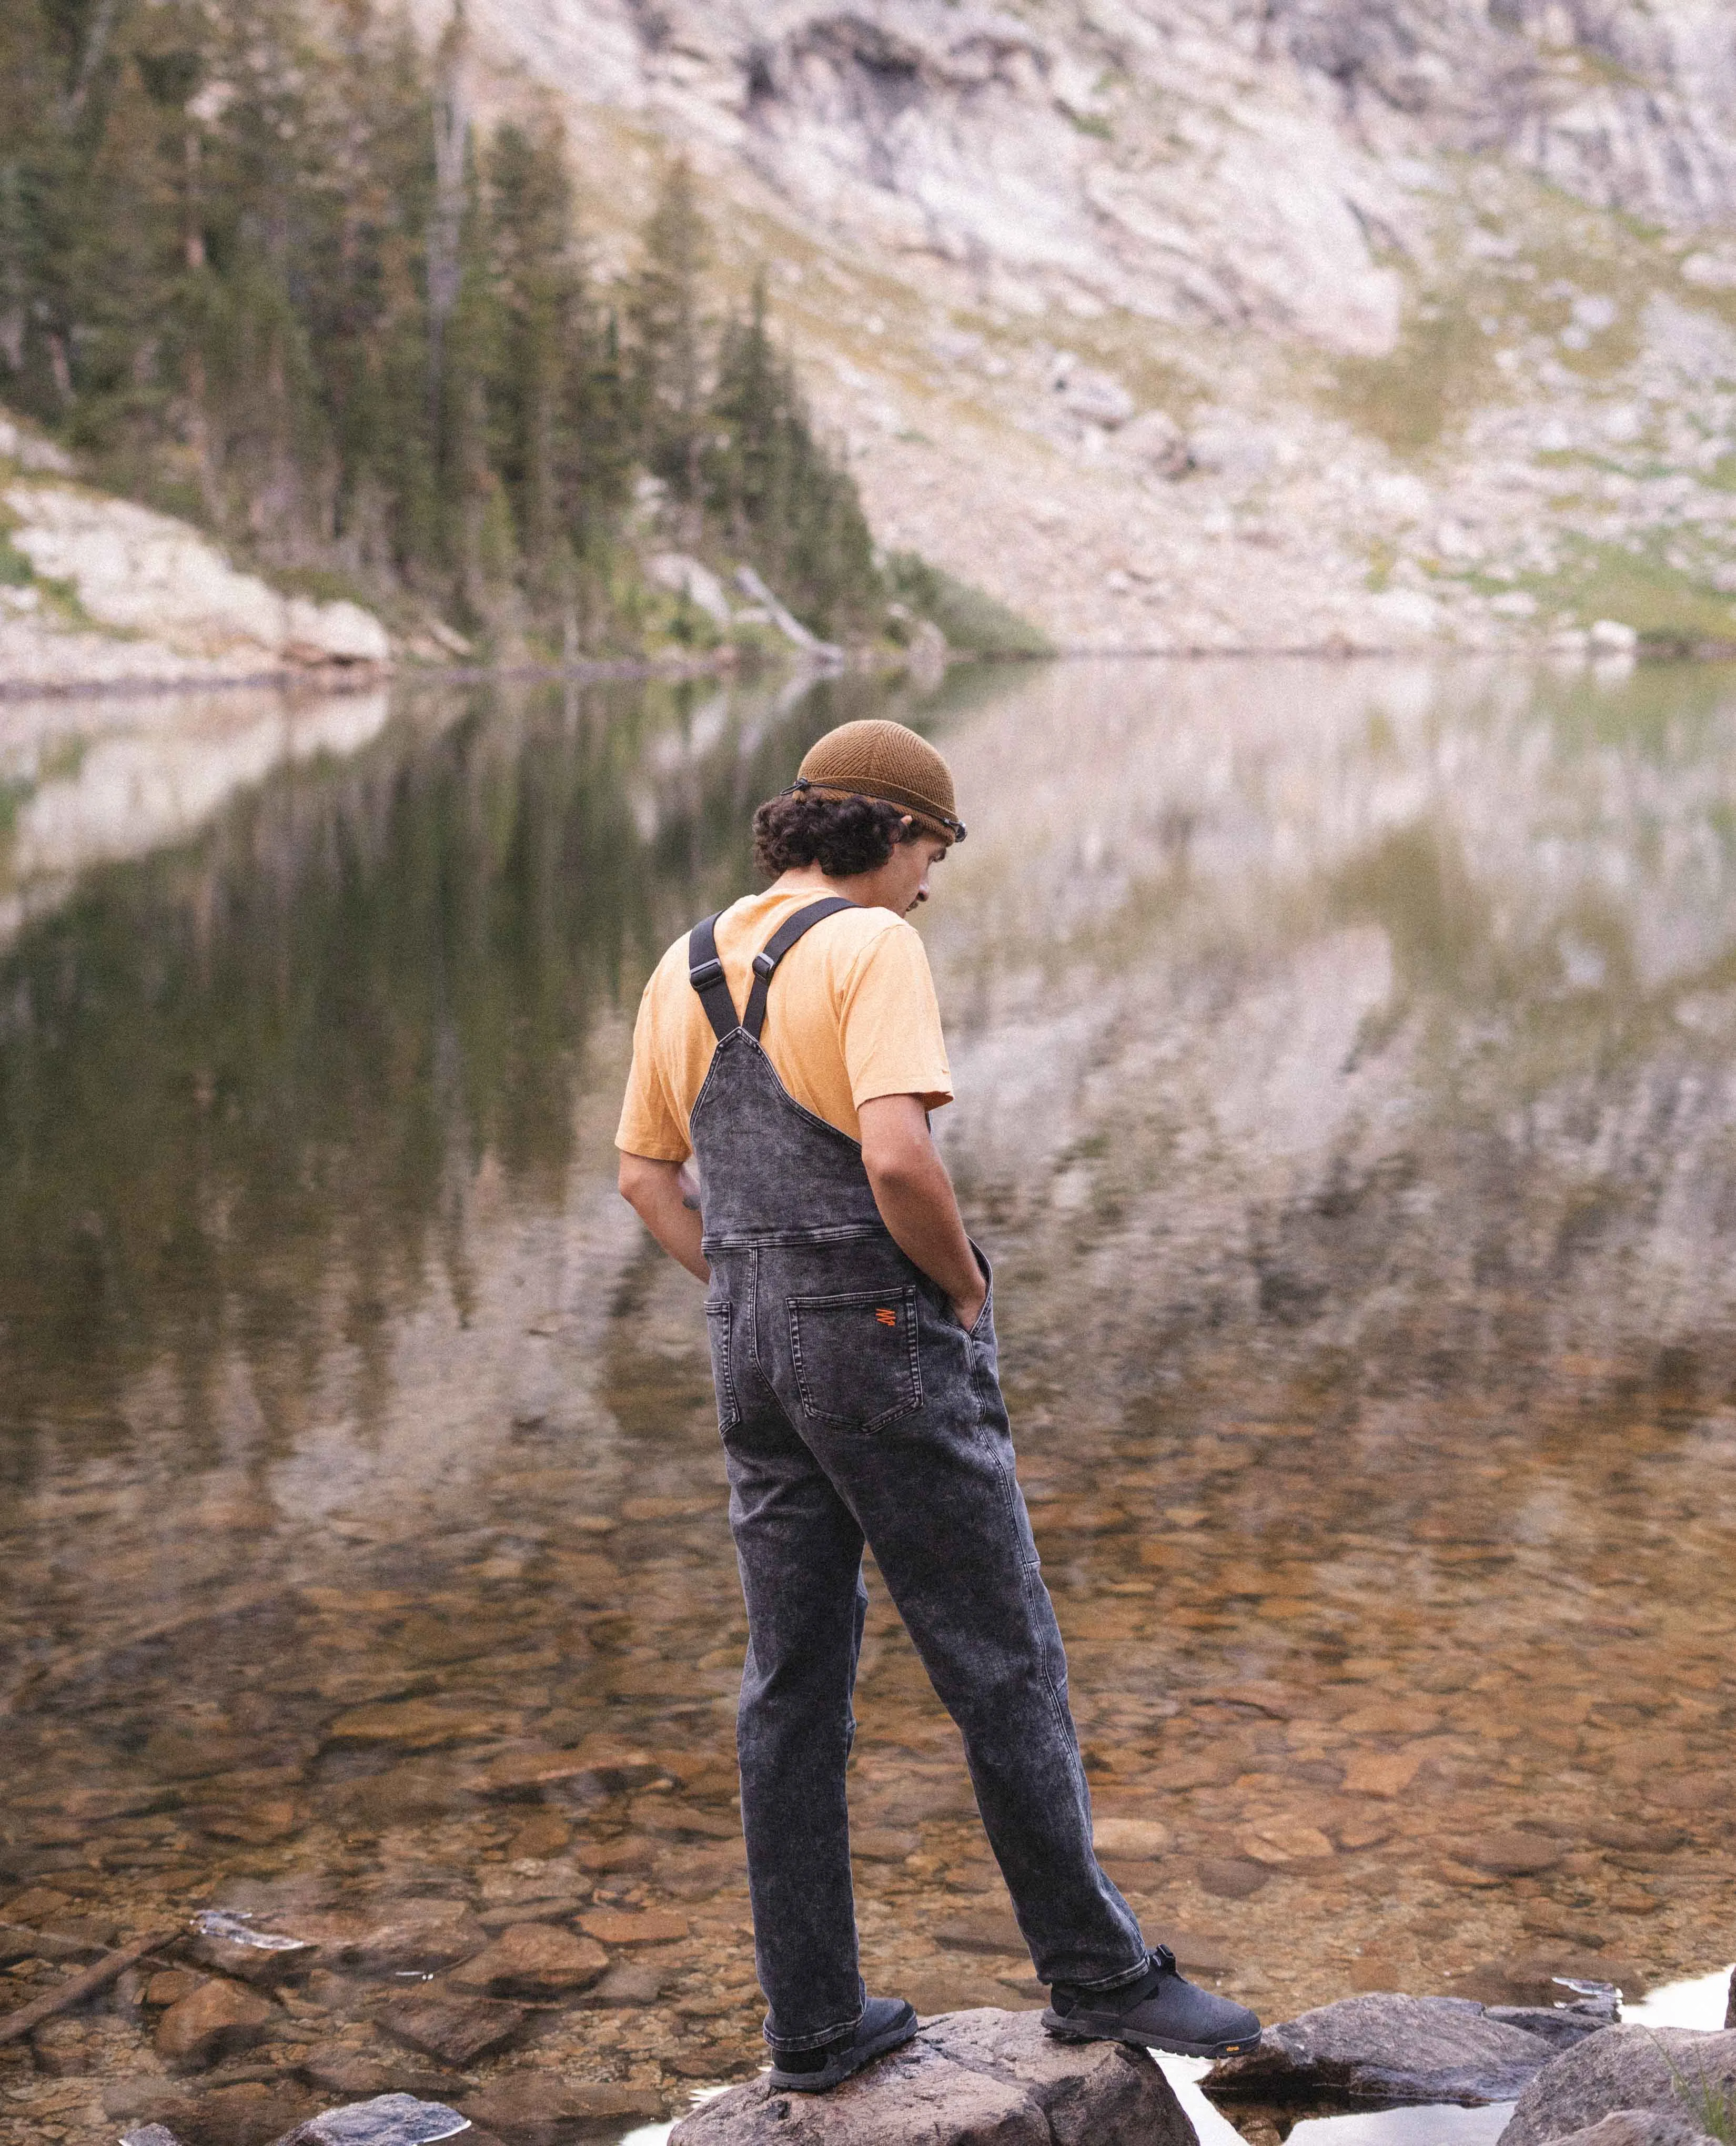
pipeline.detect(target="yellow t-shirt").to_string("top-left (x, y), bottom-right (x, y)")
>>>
top-left (615, 889), bottom-right (953, 1160)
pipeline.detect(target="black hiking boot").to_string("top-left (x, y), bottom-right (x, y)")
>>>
top-left (1043, 1946), bottom-right (1261, 2059)
top-left (766, 1996), bottom-right (920, 2093)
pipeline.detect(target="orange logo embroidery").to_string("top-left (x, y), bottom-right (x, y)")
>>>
top-left (875, 1307), bottom-right (897, 1328)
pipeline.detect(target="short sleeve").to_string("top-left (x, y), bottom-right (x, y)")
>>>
top-left (837, 923), bottom-right (953, 1112)
top-left (615, 971), bottom-right (692, 1160)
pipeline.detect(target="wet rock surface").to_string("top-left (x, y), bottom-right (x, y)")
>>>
top-left (1499, 2027), bottom-right (1736, 2146)
top-left (1542, 2116), bottom-right (1719, 2146)
top-left (153, 1978), bottom-right (278, 2069)
top-left (457, 2070), bottom-right (661, 2139)
top-left (1208, 1992), bottom-right (1603, 2105)
top-left (669, 2006), bottom-right (1191, 2145)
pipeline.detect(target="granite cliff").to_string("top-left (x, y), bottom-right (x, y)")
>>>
top-left (432, 0), bottom-right (1736, 651)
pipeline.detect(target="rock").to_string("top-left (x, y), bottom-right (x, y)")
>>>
top-left (1196, 1858), bottom-right (1270, 1898)
top-left (1500, 2027), bottom-right (1736, 2146)
top-left (934, 1904), bottom-right (1026, 1957)
top-left (1484, 1998), bottom-right (1621, 2053)
top-left (1457, 1834), bottom-right (1566, 1878)
top-left (1588, 620), bottom-right (1639, 656)
top-left (449, 1924), bottom-right (609, 1997)
top-left (119, 2129), bottom-right (189, 2146)
top-left (324, 1700), bottom-right (511, 1749)
top-left (188, 1909), bottom-right (315, 1985)
top-left (671, 2007), bottom-right (1189, 2145)
top-left (148, 1972), bottom-right (204, 2008)
top-left (188, 2080), bottom-right (323, 2146)
top-left (3, 1886), bottom-right (74, 1922)
top-left (1053, 361), bottom-right (1135, 429)
top-left (1092, 1819), bottom-right (1171, 1857)
top-left (585, 1960), bottom-right (675, 2006)
top-left (300, 2055), bottom-right (465, 2099)
top-left (0, 412), bottom-right (75, 474)
top-left (1449, 1959), bottom-right (1644, 2010)
top-left (853, 1828), bottom-right (920, 1862)
top-left (1117, 410), bottom-right (1191, 478)
top-left (269, 2091), bottom-right (473, 2144)
top-left (377, 1990), bottom-right (528, 2066)
top-left (1341, 1749), bottom-right (1426, 1797)
top-left (647, 553), bottom-right (734, 630)
top-left (5, 483), bottom-right (389, 667)
top-left (458, 2072), bottom-right (661, 2142)
top-left (625, 1797), bottom-right (740, 1841)
top-left (1238, 1819), bottom-right (1335, 1867)
top-left (334, 1901), bottom-right (490, 1975)
top-left (31, 2017), bottom-right (99, 2072)
top-left (1210, 1993), bottom-right (1581, 2105)
top-left (577, 1908), bottom-right (689, 1946)
top-left (104, 2077), bottom-right (201, 2125)
top-left (155, 1978), bottom-right (278, 2069)
top-left (1541, 2115), bottom-right (1715, 2146)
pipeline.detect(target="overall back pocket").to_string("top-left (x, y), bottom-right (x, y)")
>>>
top-left (706, 1300), bottom-right (741, 1431)
top-left (788, 1284), bottom-right (922, 1431)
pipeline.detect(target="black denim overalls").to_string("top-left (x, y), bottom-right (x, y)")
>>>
top-left (687, 897), bottom-right (1147, 2053)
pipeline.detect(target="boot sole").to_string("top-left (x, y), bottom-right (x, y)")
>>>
top-left (769, 2006), bottom-right (920, 2094)
top-left (1041, 2006), bottom-right (1261, 2060)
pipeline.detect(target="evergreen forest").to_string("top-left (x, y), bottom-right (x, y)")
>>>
top-left (0, 0), bottom-right (1001, 654)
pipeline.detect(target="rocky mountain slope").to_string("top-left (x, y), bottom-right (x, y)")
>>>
top-left (436, 0), bottom-right (1736, 651)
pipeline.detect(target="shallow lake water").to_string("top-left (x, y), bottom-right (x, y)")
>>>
top-left (1, 656), bottom-right (1733, 2145)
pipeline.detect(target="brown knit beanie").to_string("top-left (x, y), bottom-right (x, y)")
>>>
top-left (790, 720), bottom-right (966, 844)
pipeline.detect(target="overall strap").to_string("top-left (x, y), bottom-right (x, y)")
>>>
top-left (742, 897), bottom-right (857, 1043)
top-left (687, 914), bottom-right (739, 1042)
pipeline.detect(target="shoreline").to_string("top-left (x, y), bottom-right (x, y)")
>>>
top-left (6, 637), bottom-right (1736, 707)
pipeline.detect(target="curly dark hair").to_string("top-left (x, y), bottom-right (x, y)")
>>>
top-left (752, 792), bottom-right (919, 879)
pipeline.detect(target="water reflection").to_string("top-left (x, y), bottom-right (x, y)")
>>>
top-left (0, 659), bottom-right (1732, 2146)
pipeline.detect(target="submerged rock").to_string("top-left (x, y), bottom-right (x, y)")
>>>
top-left (187, 1909), bottom-right (315, 1985)
top-left (457, 2072), bottom-right (660, 2141)
top-left (154, 1977), bottom-right (278, 2068)
top-left (1499, 2026), bottom-right (1736, 2146)
top-left (669, 2006), bottom-right (1191, 2145)
top-left (271, 2092), bottom-right (473, 2145)
top-left (1209, 1992), bottom-right (1599, 2105)
top-left (449, 1923), bottom-right (609, 1997)
top-left (377, 1989), bottom-right (527, 2066)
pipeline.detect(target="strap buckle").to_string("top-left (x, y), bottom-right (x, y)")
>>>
top-left (689, 957), bottom-right (725, 990)
top-left (751, 951), bottom-right (776, 978)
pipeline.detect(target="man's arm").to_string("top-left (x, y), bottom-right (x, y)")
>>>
top-left (618, 1153), bottom-right (709, 1282)
top-left (857, 1093), bottom-right (987, 1330)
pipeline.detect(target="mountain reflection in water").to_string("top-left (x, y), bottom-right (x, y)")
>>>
top-left (0, 659), bottom-right (1731, 2145)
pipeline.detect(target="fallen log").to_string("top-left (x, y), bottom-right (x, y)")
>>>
top-left (0, 1929), bottom-right (173, 2044)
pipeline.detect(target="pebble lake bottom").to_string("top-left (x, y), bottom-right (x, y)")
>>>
top-left (1, 654), bottom-right (1733, 2144)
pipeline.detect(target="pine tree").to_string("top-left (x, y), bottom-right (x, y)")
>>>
top-left (627, 155), bottom-right (709, 528)
top-left (706, 270), bottom-right (880, 637)
top-left (0, 0), bottom-right (894, 652)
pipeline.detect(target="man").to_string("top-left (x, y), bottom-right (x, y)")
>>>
top-left (617, 718), bottom-right (1259, 2091)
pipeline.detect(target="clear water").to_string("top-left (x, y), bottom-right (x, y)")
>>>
top-left (2, 657), bottom-right (1732, 2146)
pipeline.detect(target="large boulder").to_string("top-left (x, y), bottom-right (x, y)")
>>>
top-left (1541, 2117), bottom-right (1717, 2146)
top-left (1499, 2028), bottom-right (1736, 2146)
top-left (5, 483), bottom-right (390, 667)
top-left (1209, 1993), bottom-right (1605, 2105)
top-left (669, 2007), bottom-right (1192, 2146)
